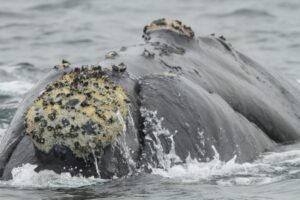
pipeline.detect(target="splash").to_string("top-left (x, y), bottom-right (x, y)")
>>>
top-left (91, 148), bottom-right (101, 177)
top-left (116, 110), bottom-right (127, 133)
top-left (139, 109), bottom-right (300, 186)
top-left (151, 146), bottom-right (237, 183)
top-left (114, 108), bottom-right (137, 174)
top-left (152, 144), bottom-right (300, 186)
top-left (1, 108), bottom-right (300, 188)
top-left (0, 164), bottom-right (106, 188)
top-left (141, 108), bottom-right (181, 170)
top-left (0, 127), bottom-right (7, 141)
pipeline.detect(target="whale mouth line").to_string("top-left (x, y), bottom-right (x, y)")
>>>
top-left (24, 65), bottom-right (130, 159)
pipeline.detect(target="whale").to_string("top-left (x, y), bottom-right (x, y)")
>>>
top-left (0, 18), bottom-right (300, 180)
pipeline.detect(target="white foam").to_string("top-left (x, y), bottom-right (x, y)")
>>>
top-left (139, 107), bottom-right (295, 186)
top-left (139, 107), bottom-right (300, 186)
top-left (152, 151), bottom-right (238, 182)
top-left (114, 108), bottom-right (138, 173)
top-left (1, 105), bottom-right (300, 188)
top-left (0, 128), bottom-right (5, 138)
top-left (116, 110), bottom-right (126, 133)
top-left (0, 81), bottom-right (34, 95)
top-left (140, 108), bottom-right (182, 169)
top-left (152, 146), bottom-right (300, 186)
top-left (0, 126), bottom-right (7, 142)
top-left (91, 148), bottom-right (101, 177)
top-left (0, 164), bottom-right (106, 188)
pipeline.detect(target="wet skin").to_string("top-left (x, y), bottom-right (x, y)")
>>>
top-left (1, 19), bottom-right (300, 180)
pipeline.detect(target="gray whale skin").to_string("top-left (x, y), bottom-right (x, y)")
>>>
top-left (0, 19), bottom-right (300, 180)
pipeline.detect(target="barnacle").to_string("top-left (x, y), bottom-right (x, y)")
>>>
top-left (25, 66), bottom-right (130, 158)
top-left (143, 18), bottom-right (194, 39)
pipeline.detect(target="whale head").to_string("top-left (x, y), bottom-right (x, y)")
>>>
top-left (24, 66), bottom-right (132, 178)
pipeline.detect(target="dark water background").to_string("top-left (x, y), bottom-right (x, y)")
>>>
top-left (0, 0), bottom-right (300, 199)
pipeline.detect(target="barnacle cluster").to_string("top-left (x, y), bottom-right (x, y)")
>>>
top-left (142, 49), bottom-right (155, 58)
top-left (25, 65), bottom-right (130, 158)
top-left (112, 62), bottom-right (127, 73)
top-left (143, 18), bottom-right (194, 39)
top-left (105, 51), bottom-right (118, 59)
top-left (54, 59), bottom-right (71, 70)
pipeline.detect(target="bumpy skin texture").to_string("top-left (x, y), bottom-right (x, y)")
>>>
top-left (25, 66), bottom-right (129, 158)
top-left (0, 67), bottom-right (72, 178)
top-left (1, 19), bottom-right (300, 179)
top-left (143, 18), bottom-right (194, 39)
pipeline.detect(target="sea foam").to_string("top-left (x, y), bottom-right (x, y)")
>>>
top-left (0, 81), bottom-right (34, 95)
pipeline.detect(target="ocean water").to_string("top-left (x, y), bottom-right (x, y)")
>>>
top-left (0, 0), bottom-right (300, 199)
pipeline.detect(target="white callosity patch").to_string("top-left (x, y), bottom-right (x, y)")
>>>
top-left (0, 164), bottom-right (106, 188)
top-left (140, 108), bottom-right (181, 170)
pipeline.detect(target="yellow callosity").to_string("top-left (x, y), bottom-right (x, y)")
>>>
top-left (25, 66), bottom-right (129, 158)
top-left (143, 18), bottom-right (194, 39)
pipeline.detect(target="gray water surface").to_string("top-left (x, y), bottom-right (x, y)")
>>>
top-left (0, 0), bottom-right (300, 199)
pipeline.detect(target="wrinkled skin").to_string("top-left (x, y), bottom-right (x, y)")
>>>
top-left (1, 23), bottom-right (300, 180)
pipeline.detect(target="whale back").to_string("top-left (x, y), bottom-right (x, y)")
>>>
top-left (98, 22), bottom-right (300, 165)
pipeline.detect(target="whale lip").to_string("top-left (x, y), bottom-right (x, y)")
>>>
top-left (143, 18), bottom-right (195, 39)
top-left (24, 65), bottom-right (130, 159)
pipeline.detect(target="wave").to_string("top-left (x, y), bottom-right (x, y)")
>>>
top-left (0, 11), bottom-right (25, 18)
top-left (213, 8), bottom-right (274, 18)
top-left (0, 81), bottom-right (34, 95)
top-left (30, 0), bottom-right (83, 11)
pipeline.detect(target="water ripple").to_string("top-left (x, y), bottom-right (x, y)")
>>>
top-left (29, 0), bottom-right (83, 11)
top-left (214, 8), bottom-right (274, 18)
